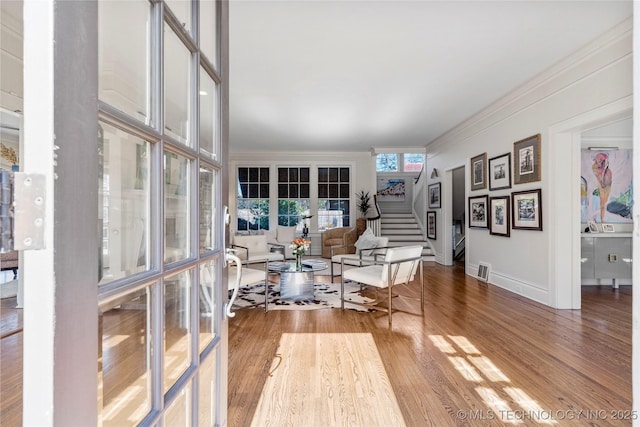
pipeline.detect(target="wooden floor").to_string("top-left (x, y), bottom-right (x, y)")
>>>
top-left (228, 262), bottom-right (632, 426)
top-left (0, 261), bottom-right (632, 426)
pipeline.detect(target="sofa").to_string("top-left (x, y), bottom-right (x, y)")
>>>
top-left (321, 227), bottom-right (357, 258)
top-left (231, 234), bottom-right (285, 263)
top-left (263, 225), bottom-right (298, 259)
top-left (0, 250), bottom-right (18, 279)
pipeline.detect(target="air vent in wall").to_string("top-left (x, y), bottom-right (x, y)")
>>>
top-left (477, 262), bottom-right (490, 282)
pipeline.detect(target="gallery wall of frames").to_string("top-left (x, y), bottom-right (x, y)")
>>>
top-left (468, 134), bottom-right (543, 238)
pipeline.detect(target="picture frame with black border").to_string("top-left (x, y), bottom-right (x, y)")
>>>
top-left (427, 211), bottom-right (437, 240)
top-left (428, 182), bottom-right (441, 208)
top-left (513, 134), bottom-right (541, 185)
top-left (511, 189), bottom-right (542, 231)
top-left (488, 153), bottom-right (511, 191)
top-left (468, 195), bottom-right (489, 229)
top-left (470, 153), bottom-right (487, 191)
top-left (489, 196), bottom-right (510, 237)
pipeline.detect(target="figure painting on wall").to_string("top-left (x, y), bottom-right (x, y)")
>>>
top-left (591, 152), bottom-right (612, 222)
top-left (581, 149), bottom-right (633, 224)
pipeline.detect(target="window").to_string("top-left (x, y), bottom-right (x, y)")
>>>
top-left (376, 153), bottom-right (424, 173)
top-left (317, 167), bottom-right (350, 230)
top-left (237, 167), bottom-right (270, 231)
top-left (376, 154), bottom-right (398, 172)
top-left (404, 153), bottom-right (425, 172)
top-left (278, 167), bottom-right (310, 230)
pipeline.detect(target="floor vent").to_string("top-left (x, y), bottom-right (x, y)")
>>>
top-left (477, 262), bottom-right (490, 282)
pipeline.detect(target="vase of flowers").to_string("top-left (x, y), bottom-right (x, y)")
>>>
top-left (290, 237), bottom-right (310, 270)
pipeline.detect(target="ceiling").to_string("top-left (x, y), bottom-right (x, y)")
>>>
top-left (229, 0), bottom-right (632, 153)
top-left (1, 1), bottom-right (633, 154)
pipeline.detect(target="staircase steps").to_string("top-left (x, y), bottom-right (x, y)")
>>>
top-left (379, 213), bottom-right (435, 261)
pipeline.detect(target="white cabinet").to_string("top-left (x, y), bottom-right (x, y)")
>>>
top-left (581, 233), bottom-right (632, 287)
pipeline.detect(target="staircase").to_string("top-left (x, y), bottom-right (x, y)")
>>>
top-left (380, 213), bottom-right (435, 261)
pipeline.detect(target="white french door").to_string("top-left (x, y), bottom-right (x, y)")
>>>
top-left (21, 1), bottom-right (229, 425)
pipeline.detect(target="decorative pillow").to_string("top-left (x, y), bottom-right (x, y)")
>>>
top-left (276, 225), bottom-right (297, 244)
top-left (354, 228), bottom-right (378, 256)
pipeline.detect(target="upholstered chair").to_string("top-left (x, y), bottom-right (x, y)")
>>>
top-left (321, 227), bottom-right (357, 258)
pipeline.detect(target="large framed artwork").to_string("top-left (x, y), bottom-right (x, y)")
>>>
top-left (513, 134), bottom-right (541, 184)
top-left (377, 178), bottom-right (405, 201)
top-left (489, 196), bottom-right (510, 237)
top-left (488, 153), bottom-right (511, 191)
top-left (511, 189), bottom-right (542, 231)
top-left (468, 195), bottom-right (488, 229)
top-left (470, 153), bottom-right (487, 191)
top-left (428, 182), bottom-right (441, 208)
top-left (581, 149), bottom-right (632, 224)
top-left (427, 211), bottom-right (437, 240)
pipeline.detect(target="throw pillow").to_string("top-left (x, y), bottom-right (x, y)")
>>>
top-left (354, 228), bottom-right (378, 256)
top-left (276, 225), bottom-right (297, 244)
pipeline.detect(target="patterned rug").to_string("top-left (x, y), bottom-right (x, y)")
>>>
top-left (231, 280), bottom-right (376, 312)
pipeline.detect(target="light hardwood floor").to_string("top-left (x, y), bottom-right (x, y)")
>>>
top-left (228, 262), bottom-right (631, 426)
top-left (0, 261), bottom-right (632, 426)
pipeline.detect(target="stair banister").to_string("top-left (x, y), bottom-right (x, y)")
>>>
top-left (366, 194), bottom-right (382, 236)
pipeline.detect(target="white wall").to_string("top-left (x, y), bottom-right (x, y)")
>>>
top-left (229, 150), bottom-right (376, 255)
top-left (425, 18), bottom-right (633, 308)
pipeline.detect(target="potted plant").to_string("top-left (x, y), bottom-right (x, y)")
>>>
top-left (355, 190), bottom-right (371, 235)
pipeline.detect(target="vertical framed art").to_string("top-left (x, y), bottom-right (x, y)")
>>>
top-left (427, 211), bottom-right (437, 239)
top-left (470, 153), bottom-right (487, 191)
top-left (513, 134), bottom-right (541, 184)
top-left (511, 189), bottom-right (542, 230)
top-left (489, 196), bottom-right (510, 237)
top-left (488, 153), bottom-right (511, 190)
top-left (468, 195), bottom-right (488, 229)
top-left (428, 182), bottom-right (441, 208)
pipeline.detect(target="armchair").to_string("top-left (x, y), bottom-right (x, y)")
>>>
top-left (321, 227), bottom-right (357, 258)
top-left (341, 245), bottom-right (424, 326)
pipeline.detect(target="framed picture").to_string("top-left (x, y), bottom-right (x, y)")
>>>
top-left (428, 182), bottom-right (441, 208)
top-left (513, 134), bottom-right (541, 184)
top-left (488, 153), bottom-right (511, 191)
top-left (602, 224), bottom-right (615, 233)
top-left (427, 211), bottom-right (437, 240)
top-left (470, 153), bottom-right (487, 191)
top-left (468, 195), bottom-right (489, 229)
top-left (489, 196), bottom-right (510, 237)
top-left (511, 189), bottom-right (542, 231)
top-left (587, 221), bottom-right (600, 233)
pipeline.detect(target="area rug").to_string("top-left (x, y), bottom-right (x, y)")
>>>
top-left (231, 280), bottom-right (376, 312)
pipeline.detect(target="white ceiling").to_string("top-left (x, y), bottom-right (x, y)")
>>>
top-left (229, 0), bottom-right (633, 153)
top-left (1, 1), bottom-right (633, 154)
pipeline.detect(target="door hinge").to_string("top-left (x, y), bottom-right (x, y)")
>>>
top-left (0, 171), bottom-right (47, 252)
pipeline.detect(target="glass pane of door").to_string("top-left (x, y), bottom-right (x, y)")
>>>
top-left (99, 122), bottom-right (150, 284)
top-left (98, 0), bottom-right (150, 124)
top-left (98, 287), bottom-right (151, 425)
top-left (164, 23), bottom-right (191, 145)
top-left (199, 166), bottom-right (217, 254)
top-left (165, 151), bottom-right (191, 264)
top-left (164, 269), bottom-right (193, 393)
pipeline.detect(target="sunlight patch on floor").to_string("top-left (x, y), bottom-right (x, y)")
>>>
top-left (251, 333), bottom-right (405, 426)
top-left (431, 334), bottom-right (555, 425)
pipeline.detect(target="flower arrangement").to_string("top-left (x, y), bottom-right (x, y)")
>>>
top-left (290, 237), bottom-right (310, 269)
top-left (290, 237), bottom-right (310, 257)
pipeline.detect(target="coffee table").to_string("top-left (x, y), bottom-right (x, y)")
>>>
top-left (268, 259), bottom-right (328, 300)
